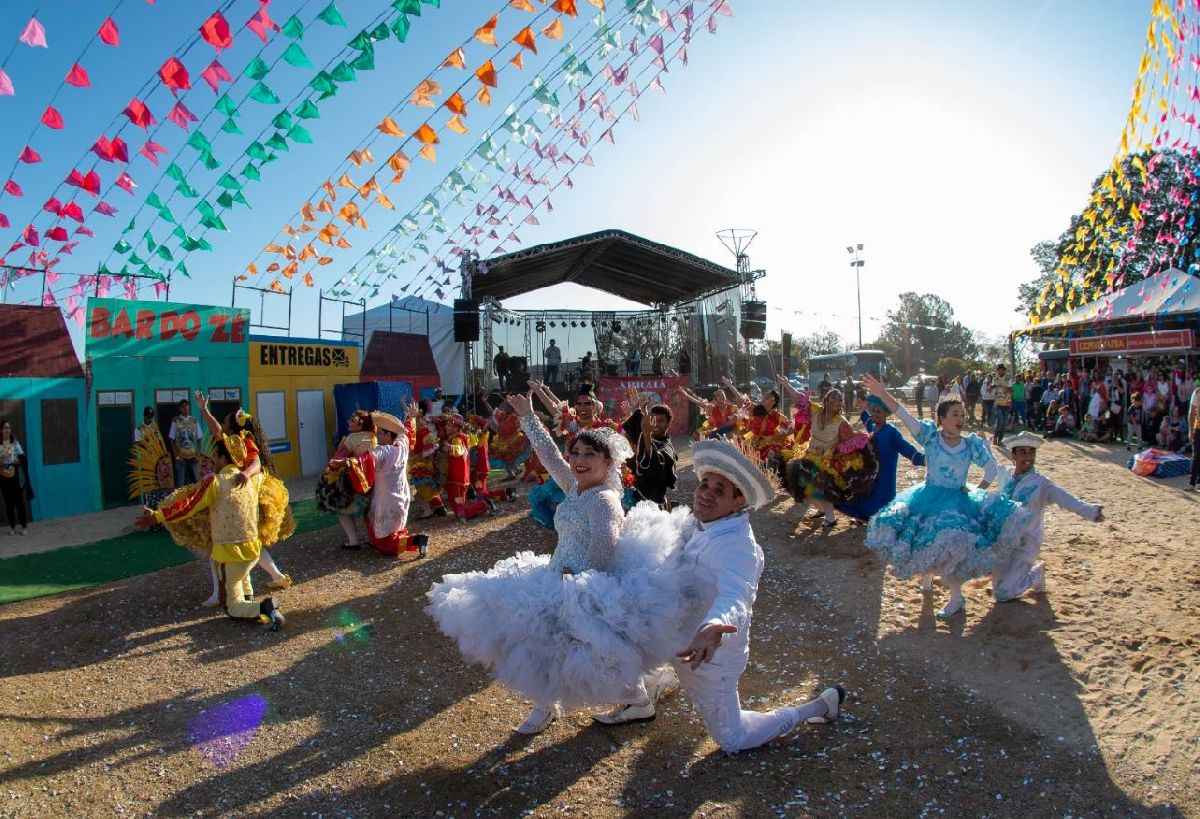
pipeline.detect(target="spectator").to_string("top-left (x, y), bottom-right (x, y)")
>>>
top-left (1127, 392), bottom-right (1146, 450)
top-left (580, 351), bottom-right (595, 384)
top-left (0, 418), bottom-right (30, 536)
top-left (1011, 374), bottom-right (1028, 427)
top-left (818, 373), bottom-right (832, 399)
top-left (1046, 404), bottom-right (1075, 439)
top-left (493, 346), bottom-right (511, 392)
top-left (169, 398), bottom-right (201, 488)
top-left (922, 379), bottom-right (940, 421)
top-left (544, 339), bottom-right (562, 385)
top-left (1028, 376), bottom-right (1045, 429)
top-left (1107, 376), bottom-right (1125, 442)
top-left (1188, 378), bottom-right (1200, 490)
top-left (625, 345), bottom-right (640, 376)
top-left (964, 372), bottom-right (981, 423)
top-left (980, 376), bottom-right (995, 427)
top-left (991, 365), bottom-right (1012, 443)
top-left (133, 407), bottom-right (158, 442)
top-left (1159, 404), bottom-right (1186, 452)
top-left (677, 348), bottom-right (692, 376)
top-left (1042, 400), bottom-right (1060, 434)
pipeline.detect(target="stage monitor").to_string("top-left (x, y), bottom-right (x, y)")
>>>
top-left (453, 299), bottom-right (480, 342)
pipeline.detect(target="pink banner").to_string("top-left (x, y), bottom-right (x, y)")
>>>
top-left (598, 375), bottom-right (691, 437)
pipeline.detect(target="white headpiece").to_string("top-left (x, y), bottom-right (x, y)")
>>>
top-left (691, 439), bottom-right (777, 510)
top-left (1003, 431), bottom-right (1044, 451)
top-left (573, 426), bottom-right (634, 492)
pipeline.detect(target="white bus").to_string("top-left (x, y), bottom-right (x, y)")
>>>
top-left (808, 350), bottom-right (891, 382)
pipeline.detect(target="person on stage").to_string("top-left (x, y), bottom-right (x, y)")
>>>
top-left (989, 432), bottom-right (1102, 602)
top-left (861, 375), bottom-right (1031, 619)
top-left (836, 396), bottom-right (926, 524)
top-left (593, 438), bottom-right (846, 753)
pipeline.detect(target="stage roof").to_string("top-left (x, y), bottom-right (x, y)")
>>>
top-left (472, 229), bottom-right (747, 307)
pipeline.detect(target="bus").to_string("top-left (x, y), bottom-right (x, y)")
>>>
top-left (808, 350), bottom-right (892, 382)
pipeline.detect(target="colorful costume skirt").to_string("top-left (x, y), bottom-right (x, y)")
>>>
top-left (865, 484), bottom-right (1031, 580)
top-left (161, 475), bottom-right (295, 556)
top-left (527, 480), bottom-right (564, 528)
top-left (784, 439), bottom-right (878, 506)
top-left (427, 503), bottom-right (713, 709)
top-left (490, 432), bottom-right (530, 472)
top-left (315, 466), bottom-right (371, 517)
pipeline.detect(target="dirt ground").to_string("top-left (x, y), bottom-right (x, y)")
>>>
top-left (0, 433), bottom-right (1196, 817)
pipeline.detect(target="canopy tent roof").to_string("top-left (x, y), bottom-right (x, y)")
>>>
top-left (0, 305), bottom-right (84, 379)
top-left (1021, 268), bottom-right (1200, 340)
top-left (471, 229), bottom-right (748, 307)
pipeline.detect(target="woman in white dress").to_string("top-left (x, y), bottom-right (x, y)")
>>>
top-left (427, 393), bottom-right (697, 735)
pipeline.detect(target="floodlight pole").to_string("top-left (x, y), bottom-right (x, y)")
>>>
top-left (847, 243), bottom-right (865, 348)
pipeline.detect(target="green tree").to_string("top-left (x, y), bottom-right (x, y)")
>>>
top-left (878, 293), bottom-right (977, 379)
top-left (786, 329), bottom-right (844, 375)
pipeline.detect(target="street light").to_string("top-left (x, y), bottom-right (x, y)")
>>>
top-left (846, 243), bottom-right (865, 348)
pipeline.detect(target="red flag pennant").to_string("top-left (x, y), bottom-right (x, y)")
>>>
top-left (94, 201), bottom-right (118, 216)
top-left (139, 141), bottom-right (167, 166)
top-left (46, 226), bottom-right (69, 242)
top-left (200, 11), bottom-right (233, 51)
top-left (246, 5), bottom-right (279, 42)
top-left (114, 172), bottom-right (135, 193)
top-left (111, 137), bottom-right (130, 163)
top-left (41, 105), bottom-right (65, 129)
top-left (75, 225), bottom-right (93, 237)
top-left (98, 16), bottom-right (119, 46)
top-left (23, 225), bottom-right (39, 246)
top-left (91, 136), bottom-right (115, 161)
top-left (200, 59), bottom-right (232, 92)
top-left (59, 241), bottom-right (79, 255)
top-left (65, 63), bottom-right (91, 87)
top-left (159, 57), bottom-right (191, 93)
top-left (43, 197), bottom-right (63, 215)
top-left (18, 146), bottom-right (41, 163)
top-left (0, 213), bottom-right (8, 229)
top-left (3, 180), bottom-right (22, 197)
top-left (123, 98), bottom-right (155, 128)
top-left (167, 101), bottom-right (198, 130)
top-left (65, 170), bottom-right (101, 195)
top-left (61, 202), bottom-right (85, 223)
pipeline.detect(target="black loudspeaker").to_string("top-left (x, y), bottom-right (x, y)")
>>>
top-left (741, 300), bottom-right (766, 322)
top-left (740, 320), bottom-right (766, 340)
top-left (507, 356), bottom-right (529, 392)
top-left (453, 299), bottom-right (480, 342)
top-left (781, 332), bottom-right (792, 358)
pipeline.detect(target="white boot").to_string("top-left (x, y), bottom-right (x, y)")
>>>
top-left (515, 704), bottom-right (559, 735)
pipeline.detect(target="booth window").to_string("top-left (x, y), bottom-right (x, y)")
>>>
top-left (255, 391), bottom-right (287, 444)
top-left (41, 398), bottom-right (81, 465)
top-left (0, 399), bottom-right (27, 445)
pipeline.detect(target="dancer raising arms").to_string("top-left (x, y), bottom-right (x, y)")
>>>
top-left (861, 375), bottom-right (1031, 619)
top-left (680, 386), bottom-right (737, 439)
top-left (836, 395), bottom-right (925, 524)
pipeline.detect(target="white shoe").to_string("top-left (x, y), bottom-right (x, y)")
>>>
top-left (18, 527), bottom-right (26, 536)
top-left (592, 700), bottom-right (656, 725)
top-left (1028, 563), bottom-right (1046, 593)
top-left (806, 685), bottom-right (847, 724)
top-left (936, 595), bottom-right (966, 620)
top-left (646, 666), bottom-right (680, 703)
top-left (202, 595), bottom-right (220, 608)
top-left (515, 704), bottom-right (559, 735)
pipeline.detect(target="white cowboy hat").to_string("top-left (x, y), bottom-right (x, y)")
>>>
top-left (371, 411), bottom-right (404, 436)
top-left (691, 439), bottom-right (777, 510)
top-left (1003, 431), bottom-right (1044, 451)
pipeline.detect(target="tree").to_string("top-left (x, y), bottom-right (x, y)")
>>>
top-left (878, 293), bottom-right (977, 379)
top-left (786, 329), bottom-right (844, 375)
top-left (1016, 149), bottom-right (1200, 322)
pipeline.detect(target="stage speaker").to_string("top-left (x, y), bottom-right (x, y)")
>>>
top-left (740, 320), bottom-right (766, 340)
top-left (781, 331), bottom-right (792, 358)
top-left (741, 300), bottom-right (766, 322)
top-left (454, 299), bottom-right (480, 342)
top-left (507, 356), bottom-right (529, 392)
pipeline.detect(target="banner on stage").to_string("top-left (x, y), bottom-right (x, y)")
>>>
top-left (598, 376), bottom-right (691, 437)
top-left (1068, 329), bottom-right (1194, 357)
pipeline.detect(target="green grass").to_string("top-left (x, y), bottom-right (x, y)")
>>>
top-left (0, 499), bottom-right (335, 606)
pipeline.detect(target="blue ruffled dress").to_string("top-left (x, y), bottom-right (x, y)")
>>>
top-left (866, 409), bottom-right (1032, 581)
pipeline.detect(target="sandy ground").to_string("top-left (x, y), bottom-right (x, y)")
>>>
top-left (0, 431), bottom-right (1196, 817)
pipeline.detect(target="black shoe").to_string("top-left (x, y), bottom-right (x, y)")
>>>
top-left (341, 542), bottom-right (362, 550)
top-left (504, 488), bottom-right (517, 501)
top-left (466, 488), bottom-right (478, 500)
top-left (414, 534), bottom-right (429, 558)
top-left (485, 499), bottom-right (498, 516)
top-left (259, 598), bottom-right (285, 631)
top-left (433, 506), bottom-right (448, 517)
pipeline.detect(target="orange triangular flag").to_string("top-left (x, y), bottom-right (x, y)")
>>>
top-left (412, 79), bottom-right (441, 107)
top-left (247, 262), bottom-right (258, 275)
top-left (446, 115), bottom-right (468, 135)
top-left (376, 192), bottom-right (394, 209)
top-left (513, 26), bottom-right (537, 53)
top-left (282, 243), bottom-right (297, 260)
top-left (338, 202), bottom-right (359, 224)
top-left (300, 202), bottom-right (316, 222)
top-left (377, 116), bottom-right (406, 137)
top-left (281, 225), bottom-right (297, 237)
top-left (356, 216), bottom-right (367, 230)
top-left (322, 180), bottom-right (337, 200)
top-left (336, 173), bottom-right (355, 188)
top-left (389, 150), bottom-right (410, 172)
top-left (302, 272), bottom-right (315, 287)
top-left (317, 257), bottom-right (334, 265)
top-left (347, 151), bottom-right (365, 169)
top-left (415, 123), bottom-right (440, 144)
top-left (552, 0), bottom-right (578, 15)
top-left (444, 92), bottom-right (467, 115)
top-left (335, 236), bottom-right (352, 249)
top-left (298, 243), bottom-right (317, 262)
top-left (267, 263), bottom-right (281, 272)
top-left (264, 243), bottom-right (286, 254)
top-left (419, 144), bottom-right (437, 163)
top-left (297, 223), bottom-right (314, 233)
top-left (510, 0), bottom-right (535, 10)
top-left (317, 198), bottom-right (333, 214)
top-left (474, 14), bottom-right (499, 45)
top-left (477, 86), bottom-right (492, 106)
top-left (281, 261), bottom-right (298, 279)
top-left (358, 178), bottom-right (378, 199)
top-left (542, 18), bottom-right (564, 39)
top-left (269, 279), bottom-right (284, 292)
top-left (443, 47), bottom-right (466, 69)
top-left (587, 0), bottom-right (604, 7)
top-left (475, 60), bottom-right (498, 87)
top-left (510, 52), bottom-right (525, 69)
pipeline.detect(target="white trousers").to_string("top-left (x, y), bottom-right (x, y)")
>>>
top-left (991, 533), bottom-right (1043, 601)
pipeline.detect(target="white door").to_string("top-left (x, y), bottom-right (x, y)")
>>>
top-left (297, 390), bottom-right (328, 477)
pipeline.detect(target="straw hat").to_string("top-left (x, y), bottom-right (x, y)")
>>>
top-left (691, 439), bottom-right (777, 510)
top-left (1003, 431), bottom-right (1044, 451)
top-left (372, 411), bottom-right (404, 436)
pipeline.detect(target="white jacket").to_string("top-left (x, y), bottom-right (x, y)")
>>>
top-left (369, 438), bottom-right (411, 538)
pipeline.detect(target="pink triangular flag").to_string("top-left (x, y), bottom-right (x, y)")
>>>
top-left (246, 5), bottom-right (279, 42)
top-left (0, 69), bottom-right (14, 96)
top-left (18, 146), bottom-right (42, 163)
top-left (41, 105), bottom-right (65, 129)
top-left (139, 141), bottom-right (167, 166)
top-left (23, 225), bottom-right (40, 246)
top-left (114, 172), bottom-right (135, 193)
top-left (200, 59), bottom-right (232, 92)
top-left (19, 17), bottom-right (48, 48)
top-left (42, 197), bottom-right (63, 214)
top-left (98, 17), bottom-right (119, 46)
top-left (167, 101), bottom-right (198, 130)
top-left (65, 63), bottom-right (90, 87)
top-left (3, 179), bottom-right (23, 197)
top-left (0, 213), bottom-right (8, 229)
top-left (94, 201), bottom-right (118, 216)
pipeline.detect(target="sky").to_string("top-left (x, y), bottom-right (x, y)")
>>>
top-left (0, 0), bottom-right (1152, 362)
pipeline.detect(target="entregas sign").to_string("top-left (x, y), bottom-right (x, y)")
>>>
top-left (257, 342), bottom-right (351, 369)
top-left (84, 298), bottom-right (250, 356)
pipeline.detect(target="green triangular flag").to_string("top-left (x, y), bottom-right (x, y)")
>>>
top-left (241, 163), bottom-right (262, 182)
top-left (245, 57), bottom-right (270, 81)
top-left (371, 22), bottom-right (391, 41)
top-left (331, 61), bottom-right (356, 83)
top-left (232, 191), bottom-right (250, 207)
top-left (216, 191), bottom-right (235, 209)
top-left (246, 142), bottom-right (269, 161)
top-left (114, 239), bottom-right (132, 255)
top-left (200, 210), bottom-right (228, 232)
top-left (158, 205), bottom-right (176, 224)
top-left (282, 14), bottom-right (304, 40)
top-left (122, 218), bottom-right (136, 234)
top-left (165, 163), bottom-right (186, 183)
top-left (309, 71), bottom-right (338, 99)
top-left (265, 133), bottom-right (290, 152)
top-left (217, 173), bottom-right (242, 191)
top-left (393, 0), bottom-right (421, 14)
top-left (281, 43), bottom-right (312, 68)
top-left (175, 261), bottom-right (189, 277)
top-left (145, 192), bottom-right (164, 210)
top-left (143, 230), bottom-right (157, 252)
top-left (317, 2), bottom-right (346, 26)
top-left (390, 14), bottom-right (411, 42)
top-left (129, 251), bottom-right (146, 266)
top-left (156, 245), bottom-right (173, 262)
top-left (272, 111), bottom-right (293, 131)
top-left (422, 0), bottom-right (439, 7)
top-left (177, 181), bottom-right (199, 199)
top-left (249, 82), bottom-right (280, 105)
top-left (263, 152), bottom-right (279, 164)
top-left (294, 100), bottom-right (320, 119)
top-left (172, 225), bottom-right (187, 242)
top-left (200, 150), bottom-right (222, 171)
top-left (350, 49), bottom-right (375, 72)
top-left (216, 94), bottom-right (239, 117)
top-left (185, 131), bottom-right (213, 154)
top-left (288, 124), bottom-right (313, 144)
top-left (221, 117), bottom-right (243, 135)
top-left (138, 264), bottom-right (157, 279)
top-left (349, 31), bottom-right (372, 51)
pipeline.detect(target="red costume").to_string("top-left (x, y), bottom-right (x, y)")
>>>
top-left (444, 430), bottom-right (490, 519)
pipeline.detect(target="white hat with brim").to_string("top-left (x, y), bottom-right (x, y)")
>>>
top-left (372, 411), bottom-right (404, 436)
top-left (1004, 431), bottom-right (1044, 451)
top-left (691, 439), bottom-right (776, 510)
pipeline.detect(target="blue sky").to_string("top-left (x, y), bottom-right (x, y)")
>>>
top-left (0, 1), bottom-right (1150, 360)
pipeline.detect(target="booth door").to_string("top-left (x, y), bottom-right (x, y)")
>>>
top-left (97, 397), bottom-right (135, 509)
top-left (297, 390), bottom-right (328, 477)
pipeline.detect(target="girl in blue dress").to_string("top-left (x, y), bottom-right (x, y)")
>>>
top-left (861, 376), bottom-right (1032, 619)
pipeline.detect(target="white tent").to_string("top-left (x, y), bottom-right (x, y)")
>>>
top-left (342, 295), bottom-right (465, 394)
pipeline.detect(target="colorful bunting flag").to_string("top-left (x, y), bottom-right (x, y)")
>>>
top-left (200, 11), bottom-right (233, 51)
top-left (41, 106), bottom-right (65, 129)
top-left (0, 70), bottom-right (12, 96)
top-left (65, 64), bottom-right (91, 88)
top-left (201, 60), bottom-right (232, 92)
top-left (98, 17), bottom-right (119, 46)
top-left (19, 18), bottom-right (48, 48)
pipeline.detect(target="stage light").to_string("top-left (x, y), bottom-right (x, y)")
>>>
top-left (549, 321), bottom-right (556, 328)
top-left (611, 321), bottom-right (622, 333)
top-left (536, 321), bottom-right (546, 333)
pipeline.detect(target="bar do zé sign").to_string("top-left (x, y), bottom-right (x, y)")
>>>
top-left (85, 298), bottom-right (250, 356)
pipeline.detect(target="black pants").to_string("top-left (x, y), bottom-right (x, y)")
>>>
top-left (0, 474), bottom-right (28, 530)
top-left (1191, 428), bottom-right (1200, 486)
